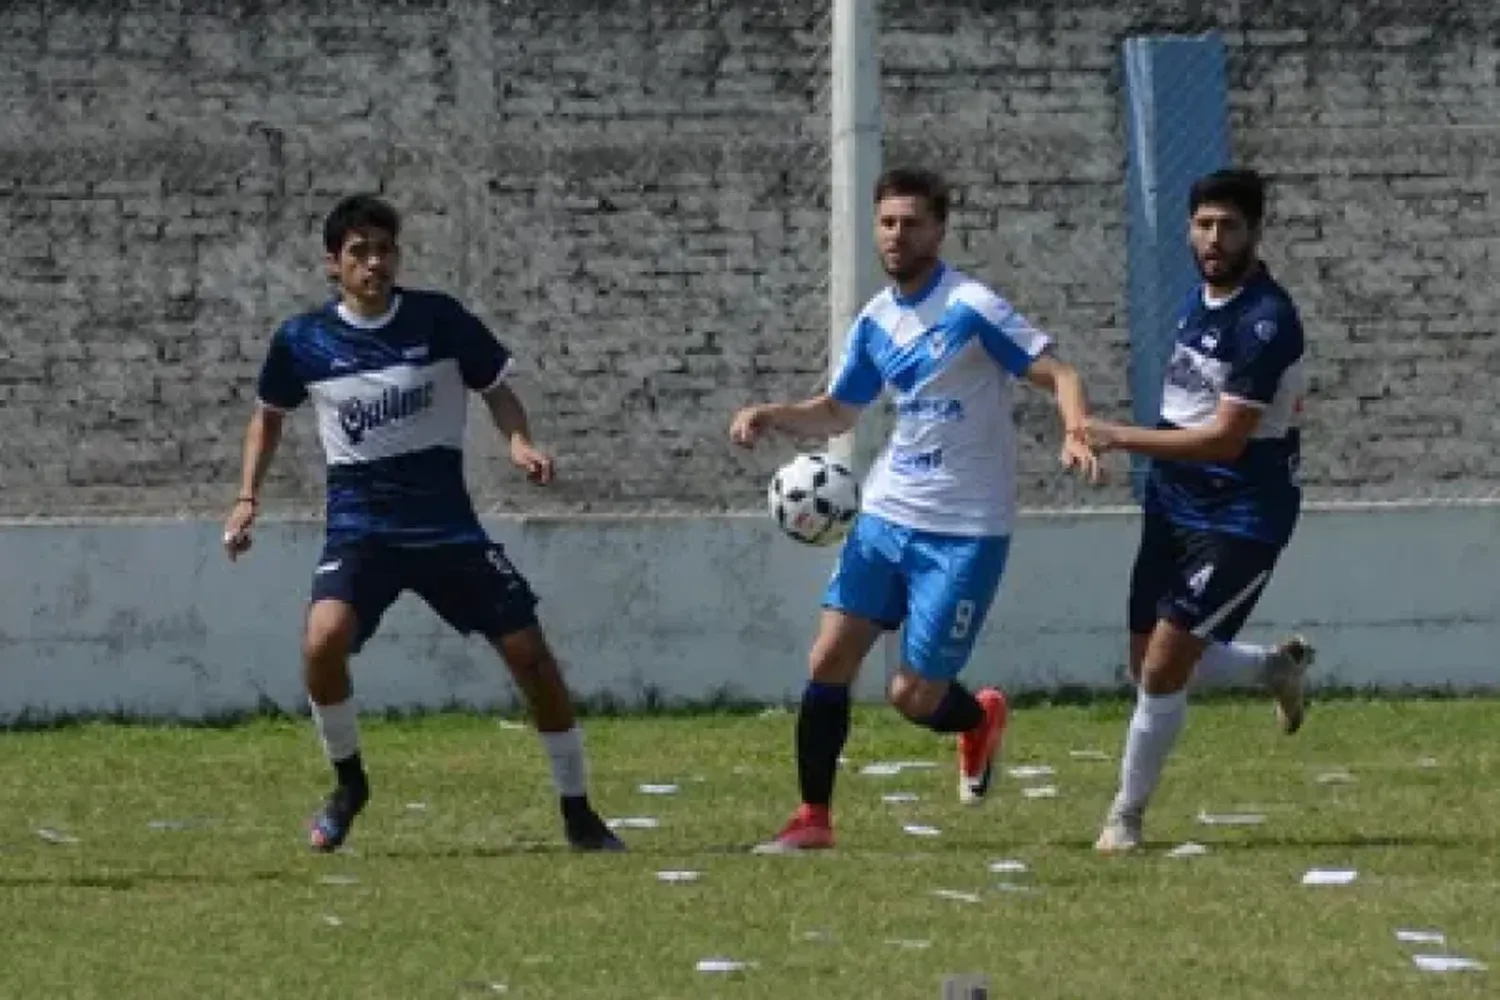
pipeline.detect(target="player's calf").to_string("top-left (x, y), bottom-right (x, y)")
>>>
top-left (489, 625), bottom-right (625, 852)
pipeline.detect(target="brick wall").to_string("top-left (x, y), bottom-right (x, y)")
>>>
top-left (1, 0), bottom-right (1494, 517)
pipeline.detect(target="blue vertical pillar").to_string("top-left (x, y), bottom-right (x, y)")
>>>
top-left (1121, 33), bottom-right (1231, 500)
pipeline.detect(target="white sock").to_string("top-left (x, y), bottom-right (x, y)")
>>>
top-left (540, 727), bottom-right (589, 798)
top-left (1116, 688), bottom-right (1187, 813)
top-left (1195, 641), bottom-right (1272, 689)
top-left (310, 697), bottom-right (360, 763)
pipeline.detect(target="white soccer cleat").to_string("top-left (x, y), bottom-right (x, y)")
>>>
top-left (1266, 634), bottom-right (1315, 735)
top-left (1094, 804), bottom-right (1143, 854)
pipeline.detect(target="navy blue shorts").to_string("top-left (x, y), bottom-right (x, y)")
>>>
top-left (1127, 513), bottom-right (1281, 644)
top-left (309, 541), bottom-right (539, 653)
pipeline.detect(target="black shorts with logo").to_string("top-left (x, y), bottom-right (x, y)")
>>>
top-left (1126, 512), bottom-right (1281, 643)
top-left (309, 540), bottom-right (539, 653)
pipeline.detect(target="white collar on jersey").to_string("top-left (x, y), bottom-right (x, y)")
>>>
top-left (336, 293), bottom-right (403, 329)
top-left (1201, 284), bottom-right (1245, 310)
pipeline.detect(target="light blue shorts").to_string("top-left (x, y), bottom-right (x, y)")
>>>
top-left (821, 513), bottom-right (1010, 680)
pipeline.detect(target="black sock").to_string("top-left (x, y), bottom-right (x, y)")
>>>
top-left (797, 682), bottom-right (851, 807)
top-left (334, 752), bottom-right (368, 793)
top-left (923, 683), bottom-right (984, 734)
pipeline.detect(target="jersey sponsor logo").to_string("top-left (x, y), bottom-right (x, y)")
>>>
top-left (336, 382), bottom-right (436, 445)
top-left (895, 397), bottom-right (965, 422)
top-left (890, 446), bottom-right (944, 475)
top-left (1165, 347), bottom-right (1221, 398)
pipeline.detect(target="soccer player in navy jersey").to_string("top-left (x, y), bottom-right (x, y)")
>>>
top-left (1083, 169), bottom-right (1316, 852)
top-left (222, 194), bottom-right (624, 853)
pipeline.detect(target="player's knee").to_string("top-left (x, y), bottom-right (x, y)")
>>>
top-left (887, 670), bottom-right (945, 720)
top-left (491, 625), bottom-right (554, 676)
top-left (303, 601), bottom-right (357, 667)
top-left (807, 628), bottom-right (865, 683)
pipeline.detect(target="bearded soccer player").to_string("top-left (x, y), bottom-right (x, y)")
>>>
top-left (1084, 169), bottom-right (1316, 853)
top-left (224, 194), bottom-right (624, 853)
top-left (730, 167), bottom-right (1104, 852)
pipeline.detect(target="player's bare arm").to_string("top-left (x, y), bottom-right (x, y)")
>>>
top-left (1024, 353), bottom-right (1104, 484)
top-left (481, 381), bottom-right (554, 485)
top-left (223, 403), bottom-right (286, 560)
top-left (730, 394), bottom-right (860, 449)
top-left (1086, 397), bottom-right (1261, 464)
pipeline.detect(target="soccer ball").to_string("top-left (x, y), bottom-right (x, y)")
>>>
top-left (767, 453), bottom-right (861, 546)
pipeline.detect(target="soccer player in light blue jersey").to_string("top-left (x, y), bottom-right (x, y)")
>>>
top-left (731, 168), bottom-right (1104, 852)
top-left (1084, 169), bottom-right (1316, 853)
top-left (223, 195), bottom-right (624, 853)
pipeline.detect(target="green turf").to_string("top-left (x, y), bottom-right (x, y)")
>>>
top-left (2, 699), bottom-right (1498, 999)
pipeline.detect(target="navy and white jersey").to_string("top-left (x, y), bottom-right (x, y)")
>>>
top-left (829, 263), bottom-right (1051, 538)
top-left (256, 288), bottom-right (510, 548)
top-left (1145, 267), bottom-right (1306, 547)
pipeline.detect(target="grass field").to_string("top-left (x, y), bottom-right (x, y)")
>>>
top-left (2, 698), bottom-right (1498, 999)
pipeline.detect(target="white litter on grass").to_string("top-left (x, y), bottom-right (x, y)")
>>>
top-left (1069, 749), bottom-right (1110, 761)
top-left (322, 915), bottom-right (343, 927)
top-left (882, 792), bottom-right (920, 804)
top-left (606, 817), bottom-right (660, 830)
top-left (988, 859), bottom-right (1027, 874)
top-left (696, 958), bottom-right (755, 974)
top-left (931, 889), bottom-right (981, 904)
top-left (902, 823), bottom-right (942, 837)
top-left (1196, 810), bottom-right (1265, 826)
top-left (497, 720), bottom-right (526, 730)
top-left (994, 882), bottom-right (1040, 894)
top-left (404, 802), bottom-right (429, 812)
top-left (802, 929), bottom-right (833, 941)
top-left (1416, 756), bottom-right (1440, 769)
top-left (1301, 868), bottom-right (1358, 886)
top-left (147, 818), bottom-right (210, 831)
top-left (1315, 770), bottom-right (1355, 784)
top-left (35, 828), bottom-right (79, 845)
top-left (319, 874), bottom-right (360, 886)
top-left (1396, 930), bottom-right (1446, 946)
top-left (887, 939), bottom-right (932, 949)
top-left (1022, 785), bottom-right (1058, 799)
top-left (655, 870), bottom-right (701, 883)
top-left (638, 783), bottom-right (679, 796)
top-left (456, 982), bottom-right (509, 994)
top-left (1007, 765), bottom-right (1054, 779)
top-left (1412, 955), bottom-right (1485, 973)
top-left (1167, 842), bottom-right (1208, 858)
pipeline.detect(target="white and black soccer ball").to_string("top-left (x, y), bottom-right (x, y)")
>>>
top-left (767, 453), bottom-right (861, 546)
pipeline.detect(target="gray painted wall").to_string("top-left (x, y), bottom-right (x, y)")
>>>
top-left (3, 506), bottom-right (1496, 721)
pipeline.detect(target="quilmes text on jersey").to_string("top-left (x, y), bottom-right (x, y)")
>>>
top-left (336, 381), bottom-right (437, 445)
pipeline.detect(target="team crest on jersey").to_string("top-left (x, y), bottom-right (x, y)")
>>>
top-left (928, 332), bottom-right (947, 357)
top-left (1253, 319), bottom-right (1276, 341)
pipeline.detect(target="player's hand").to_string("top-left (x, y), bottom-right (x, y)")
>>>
top-left (729, 405), bottom-right (767, 448)
top-left (223, 498), bottom-right (256, 561)
top-left (510, 438), bottom-right (554, 485)
top-left (1060, 433), bottom-right (1106, 486)
top-left (1083, 417), bottom-right (1126, 454)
